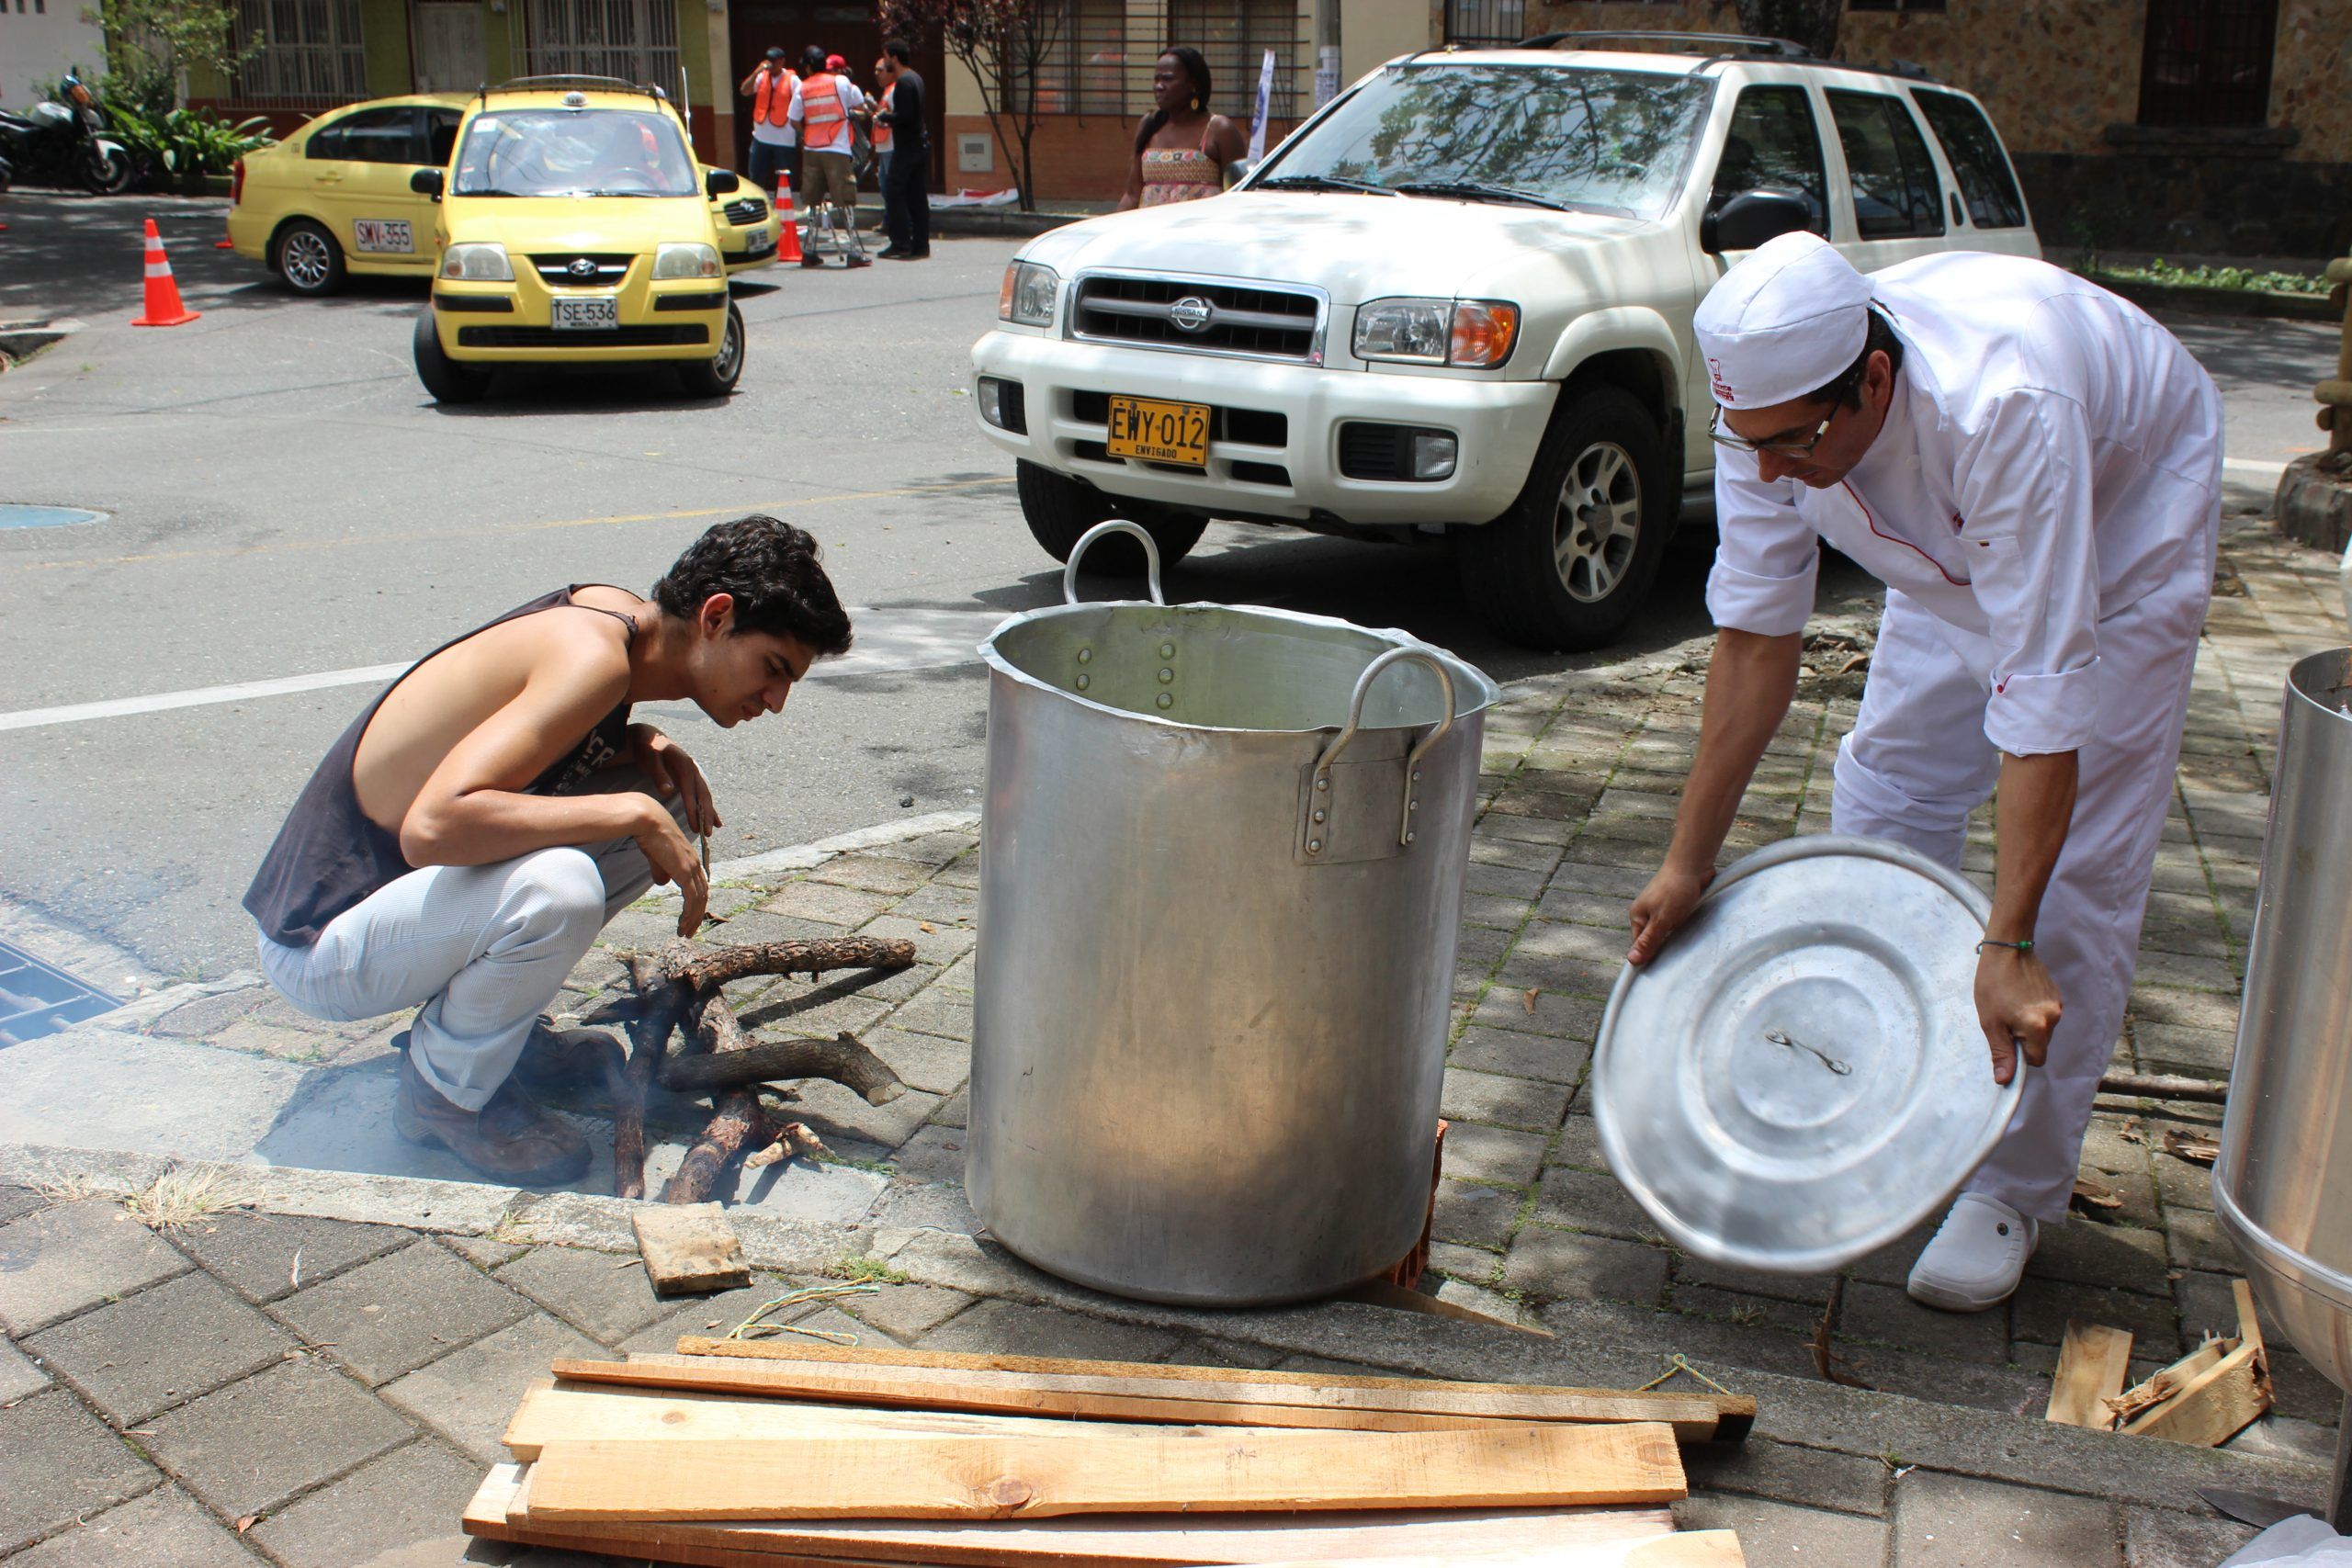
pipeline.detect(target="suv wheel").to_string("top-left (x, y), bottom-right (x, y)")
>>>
top-left (412, 308), bottom-right (490, 404)
top-left (275, 219), bottom-right (345, 297)
top-left (1454, 385), bottom-right (1673, 651)
top-left (1016, 460), bottom-right (1207, 574)
top-left (677, 303), bottom-right (745, 398)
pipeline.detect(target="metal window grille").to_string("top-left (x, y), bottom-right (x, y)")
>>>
top-left (1028, 0), bottom-right (1302, 122)
top-left (0, 940), bottom-right (118, 1048)
top-left (517, 0), bottom-right (680, 92)
top-left (1035, 0), bottom-right (1130, 117)
top-left (1443, 0), bottom-right (1527, 46)
top-left (232, 0), bottom-right (368, 108)
top-left (1167, 0), bottom-right (1305, 120)
top-left (2139, 0), bottom-right (2277, 128)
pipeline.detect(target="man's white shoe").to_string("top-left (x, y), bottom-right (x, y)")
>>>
top-left (1906, 1193), bottom-right (2038, 1312)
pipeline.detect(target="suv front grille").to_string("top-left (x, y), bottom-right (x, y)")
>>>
top-left (1071, 276), bottom-right (1320, 360)
top-left (721, 197), bottom-right (769, 227)
top-left (528, 253), bottom-right (635, 288)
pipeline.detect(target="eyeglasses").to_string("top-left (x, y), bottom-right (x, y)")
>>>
top-left (1707, 364), bottom-right (1863, 458)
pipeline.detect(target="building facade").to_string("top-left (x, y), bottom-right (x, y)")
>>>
top-left (2, 0), bottom-right (107, 113)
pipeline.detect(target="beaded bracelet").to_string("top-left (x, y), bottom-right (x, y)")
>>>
top-left (1975, 938), bottom-right (2034, 955)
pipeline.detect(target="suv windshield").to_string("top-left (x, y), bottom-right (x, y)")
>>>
top-left (1254, 63), bottom-right (1713, 220)
top-left (452, 107), bottom-right (699, 197)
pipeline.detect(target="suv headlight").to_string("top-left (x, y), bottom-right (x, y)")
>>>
top-left (654, 243), bottom-right (722, 280)
top-left (1354, 298), bottom-right (1521, 368)
top-left (440, 243), bottom-right (514, 282)
top-left (1000, 260), bottom-right (1058, 327)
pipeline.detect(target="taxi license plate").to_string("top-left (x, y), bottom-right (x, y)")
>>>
top-left (552, 296), bottom-right (619, 332)
top-left (1106, 395), bottom-right (1210, 468)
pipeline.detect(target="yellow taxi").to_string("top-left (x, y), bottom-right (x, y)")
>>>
top-left (225, 86), bottom-right (779, 300)
top-left (408, 78), bottom-right (753, 401)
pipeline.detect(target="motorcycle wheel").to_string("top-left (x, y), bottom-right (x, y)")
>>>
top-left (86, 145), bottom-right (133, 196)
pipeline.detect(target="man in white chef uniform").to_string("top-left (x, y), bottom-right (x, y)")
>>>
top-left (1626, 231), bottom-right (2223, 1311)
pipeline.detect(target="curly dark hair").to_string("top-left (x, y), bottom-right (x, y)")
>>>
top-left (650, 516), bottom-right (853, 656)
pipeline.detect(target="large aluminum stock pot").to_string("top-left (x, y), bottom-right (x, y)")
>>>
top-left (2214, 648), bottom-right (2352, 1393)
top-left (968, 522), bottom-right (1500, 1307)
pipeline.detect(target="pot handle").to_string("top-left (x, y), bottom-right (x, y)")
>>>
top-left (1313, 648), bottom-right (1457, 848)
top-left (1063, 520), bottom-right (1167, 607)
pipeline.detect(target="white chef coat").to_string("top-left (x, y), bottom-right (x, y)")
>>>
top-left (1705, 252), bottom-right (2224, 757)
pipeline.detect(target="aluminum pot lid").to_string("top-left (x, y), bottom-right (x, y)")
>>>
top-left (1591, 834), bottom-right (2023, 1276)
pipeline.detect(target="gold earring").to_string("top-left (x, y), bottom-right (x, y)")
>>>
top-left (1190, 96), bottom-right (1200, 111)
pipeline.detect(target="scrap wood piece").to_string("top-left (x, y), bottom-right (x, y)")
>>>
top-left (466, 1461), bottom-right (1688, 1567)
top-left (2107, 1337), bottom-right (2231, 1427)
top-left (2044, 1322), bottom-right (2133, 1429)
top-left (2097, 1071), bottom-right (2229, 1104)
top-left (2122, 1280), bottom-right (2270, 1446)
top-left (571, 1350), bottom-right (1750, 1444)
top-left (660, 1030), bottom-right (906, 1102)
top-left (631, 1202), bottom-right (751, 1294)
top-left (2160, 1127), bottom-right (2222, 1166)
top-left (2070, 1176), bottom-right (2124, 1214)
top-left (519, 1421), bottom-right (1689, 1522)
top-left (672, 936), bottom-right (917, 991)
top-left (1808, 1278), bottom-right (1871, 1391)
top-left (1340, 1277), bottom-right (1555, 1340)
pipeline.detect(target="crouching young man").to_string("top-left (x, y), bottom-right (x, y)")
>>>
top-left (243, 516), bottom-right (853, 1184)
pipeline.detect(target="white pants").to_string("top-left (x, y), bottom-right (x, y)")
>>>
top-left (1829, 522), bottom-right (2219, 1224)
top-left (258, 770), bottom-right (679, 1111)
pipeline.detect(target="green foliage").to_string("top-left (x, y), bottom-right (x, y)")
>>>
top-left (2106, 258), bottom-right (2331, 297)
top-left (102, 101), bottom-right (274, 176)
top-left (85, 0), bottom-right (257, 116)
top-left (830, 1251), bottom-right (911, 1285)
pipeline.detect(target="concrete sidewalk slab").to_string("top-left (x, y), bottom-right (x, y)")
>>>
top-left (0, 1027), bottom-right (312, 1162)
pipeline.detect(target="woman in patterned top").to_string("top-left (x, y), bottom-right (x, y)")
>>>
top-left (1117, 47), bottom-right (1246, 211)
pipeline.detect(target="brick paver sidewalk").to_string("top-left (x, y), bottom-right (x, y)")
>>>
top-left (1, 517), bottom-right (2344, 1565)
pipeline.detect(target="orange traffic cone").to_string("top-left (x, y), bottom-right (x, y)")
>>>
top-left (132, 219), bottom-right (199, 327)
top-left (775, 186), bottom-right (802, 265)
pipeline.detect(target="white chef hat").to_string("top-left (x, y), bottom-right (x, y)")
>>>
top-left (1694, 232), bottom-right (1873, 408)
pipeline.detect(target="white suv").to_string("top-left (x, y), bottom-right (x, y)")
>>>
top-left (969, 32), bottom-right (2040, 649)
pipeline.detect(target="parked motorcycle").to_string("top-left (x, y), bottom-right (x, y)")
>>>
top-left (0, 74), bottom-right (134, 195)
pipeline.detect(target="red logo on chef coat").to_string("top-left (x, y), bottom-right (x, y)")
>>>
top-left (1707, 355), bottom-right (1736, 403)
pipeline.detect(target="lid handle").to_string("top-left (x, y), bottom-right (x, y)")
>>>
top-left (1063, 520), bottom-right (1166, 607)
top-left (1313, 648), bottom-right (1457, 849)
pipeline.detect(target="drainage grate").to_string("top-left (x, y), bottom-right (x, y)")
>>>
top-left (0, 940), bottom-right (119, 1046)
top-left (0, 505), bottom-right (107, 530)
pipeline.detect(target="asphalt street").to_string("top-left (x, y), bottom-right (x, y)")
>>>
top-left (0, 190), bottom-right (2334, 978)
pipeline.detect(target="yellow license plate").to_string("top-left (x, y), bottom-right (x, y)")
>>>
top-left (1105, 395), bottom-right (1210, 468)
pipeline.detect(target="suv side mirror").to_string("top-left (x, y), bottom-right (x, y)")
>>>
top-left (706, 168), bottom-right (741, 198)
top-left (1703, 189), bottom-right (1814, 254)
top-left (411, 167), bottom-right (445, 198)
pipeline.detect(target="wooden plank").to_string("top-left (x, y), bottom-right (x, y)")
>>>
top-left (2043, 1322), bottom-right (2133, 1429)
top-left (2125, 1280), bottom-right (2271, 1447)
top-left (522, 1423), bottom-right (1688, 1522)
top-left (633, 1202), bottom-right (752, 1296)
top-left (616, 1348), bottom-right (1749, 1444)
top-left (2106, 1338), bottom-right (2229, 1428)
top-left (505, 1382), bottom-right (1394, 1461)
top-left (1339, 1278), bottom-right (1556, 1339)
top-left (469, 1461), bottom-right (1690, 1566)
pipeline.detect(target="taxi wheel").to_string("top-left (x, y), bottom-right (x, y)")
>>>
top-left (1453, 385), bottom-right (1673, 652)
top-left (1016, 460), bottom-right (1205, 574)
top-left (677, 304), bottom-right (745, 399)
top-left (274, 220), bottom-right (345, 298)
top-left (412, 309), bottom-right (489, 404)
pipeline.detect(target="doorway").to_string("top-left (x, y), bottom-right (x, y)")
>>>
top-left (413, 0), bottom-right (488, 93)
top-left (724, 1), bottom-right (943, 187)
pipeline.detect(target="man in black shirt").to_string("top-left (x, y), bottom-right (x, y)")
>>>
top-left (876, 39), bottom-right (929, 260)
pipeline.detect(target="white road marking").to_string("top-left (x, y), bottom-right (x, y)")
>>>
top-left (0, 605), bottom-right (1014, 733)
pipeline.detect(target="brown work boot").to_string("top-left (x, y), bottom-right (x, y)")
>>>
top-left (393, 1050), bottom-right (591, 1186)
top-left (510, 1017), bottom-right (625, 1096)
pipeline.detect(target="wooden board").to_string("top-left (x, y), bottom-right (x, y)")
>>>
top-left (2107, 1338), bottom-right (2229, 1428)
top-left (467, 1462), bottom-right (1695, 1566)
top-left (1339, 1278), bottom-right (1556, 1339)
top-left (505, 1382), bottom-right (1415, 1461)
top-left (623, 1348), bottom-right (1749, 1444)
top-left (2043, 1322), bottom-right (2132, 1428)
top-left (2123, 1280), bottom-right (2271, 1446)
top-left (521, 1423), bottom-right (1687, 1522)
top-left (634, 1202), bottom-right (752, 1295)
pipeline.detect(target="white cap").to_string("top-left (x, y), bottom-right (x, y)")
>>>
top-left (1694, 232), bottom-right (1873, 408)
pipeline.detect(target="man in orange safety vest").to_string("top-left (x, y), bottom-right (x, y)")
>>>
top-left (737, 46), bottom-right (798, 202)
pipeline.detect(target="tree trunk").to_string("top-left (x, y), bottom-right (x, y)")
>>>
top-left (659, 1030), bottom-right (905, 1102)
top-left (659, 1089), bottom-right (775, 1204)
top-left (1735, 0), bottom-right (1840, 57)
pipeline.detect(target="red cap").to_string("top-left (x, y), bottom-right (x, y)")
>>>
top-left (825, 53), bottom-right (847, 70)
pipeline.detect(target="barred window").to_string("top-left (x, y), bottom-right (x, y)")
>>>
top-left (232, 0), bottom-right (368, 108)
top-left (1442, 1), bottom-right (1526, 48)
top-left (1169, 0), bottom-right (1303, 121)
top-left (517, 0), bottom-right (680, 92)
